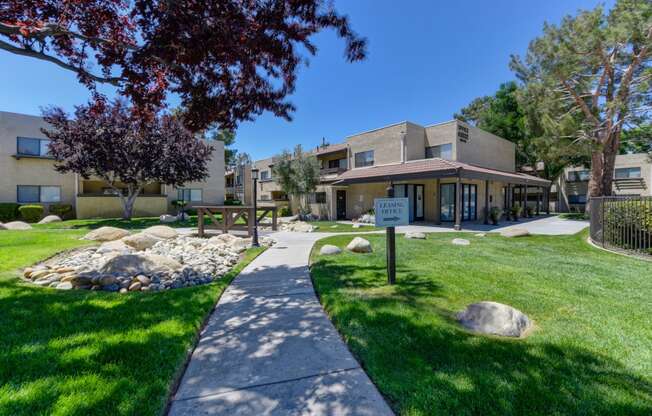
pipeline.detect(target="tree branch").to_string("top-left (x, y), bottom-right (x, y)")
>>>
top-left (0, 39), bottom-right (123, 85)
top-left (559, 77), bottom-right (600, 126)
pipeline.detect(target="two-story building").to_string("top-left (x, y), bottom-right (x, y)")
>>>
top-left (252, 119), bottom-right (551, 229)
top-left (225, 163), bottom-right (252, 204)
top-left (0, 110), bottom-right (225, 219)
top-left (556, 153), bottom-right (652, 212)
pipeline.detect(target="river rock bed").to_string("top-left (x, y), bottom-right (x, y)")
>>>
top-left (23, 227), bottom-right (274, 293)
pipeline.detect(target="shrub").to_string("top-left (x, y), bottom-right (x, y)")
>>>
top-left (603, 199), bottom-right (652, 250)
top-left (489, 207), bottom-right (502, 225)
top-left (510, 202), bottom-right (523, 219)
top-left (224, 199), bottom-right (242, 206)
top-left (49, 203), bottom-right (73, 219)
top-left (526, 206), bottom-right (535, 216)
top-left (0, 203), bottom-right (20, 222)
top-left (19, 204), bottom-right (44, 223)
top-left (185, 208), bottom-right (198, 216)
top-left (279, 206), bottom-right (291, 216)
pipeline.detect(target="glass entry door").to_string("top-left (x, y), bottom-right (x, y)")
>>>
top-left (462, 184), bottom-right (477, 221)
top-left (415, 185), bottom-right (424, 220)
top-left (440, 183), bottom-right (456, 222)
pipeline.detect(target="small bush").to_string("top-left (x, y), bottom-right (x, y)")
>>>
top-left (185, 208), bottom-right (198, 216)
top-left (526, 206), bottom-right (535, 216)
top-left (279, 206), bottom-right (291, 216)
top-left (19, 204), bottom-right (44, 223)
top-left (0, 203), bottom-right (20, 222)
top-left (510, 202), bottom-right (523, 219)
top-left (224, 199), bottom-right (242, 206)
top-left (49, 203), bottom-right (73, 219)
top-left (489, 207), bottom-right (502, 225)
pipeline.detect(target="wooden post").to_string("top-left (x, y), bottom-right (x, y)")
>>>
top-left (483, 179), bottom-right (490, 225)
top-left (247, 207), bottom-right (255, 237)
top-left (198, 208), bottom-right (205, 238)
top-left (522, 184), bottom-right (528, 218)
top-left (454, 174), bottom-right (462, 231)
top-left (386, 184), bottom-right (396, 285)
top-left (222, 208), bottom-right (228, 234)
top-left (546, 186), bottom-right (551, 215)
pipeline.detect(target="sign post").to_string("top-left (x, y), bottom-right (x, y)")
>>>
top-left (374, 187), bottom-right (409, 285)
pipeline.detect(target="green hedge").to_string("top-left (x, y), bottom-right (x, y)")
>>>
top-left (0, 203), bottom-right (20, 223)
top-left (49, 203), bottom-right (73, 219)
top-left (279, 206), bottom-right (291, 217)
top-left (224, 199), bottom-right (242, 206)
top-left (18, 205), bottom-right (44, 223)
top-left (603, 200), bottom-right (652, 250)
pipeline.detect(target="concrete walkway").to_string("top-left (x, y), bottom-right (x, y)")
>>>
top-left (168, 231), bottom-right (394, 416)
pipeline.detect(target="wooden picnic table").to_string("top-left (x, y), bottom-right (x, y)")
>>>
top-left (195, 205), bottom-right (278, 238)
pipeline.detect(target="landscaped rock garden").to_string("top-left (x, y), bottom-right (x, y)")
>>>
top-left (23, 225), bottom-right (275, 293)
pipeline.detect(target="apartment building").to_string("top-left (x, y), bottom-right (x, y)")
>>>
top-left (225, 164), bottom-right (252, 204)
top-left (252, 120), bottom-right (550, 229)
top-left (0, 111), bottom-right (225, 219)
top-left (556, 153), bottom-right (651, 212)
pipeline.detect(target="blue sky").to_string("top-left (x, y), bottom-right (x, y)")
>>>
top-left (0, 0), bottom-right (612, 160)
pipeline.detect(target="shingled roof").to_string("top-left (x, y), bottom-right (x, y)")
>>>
top-left (333, 158), bottom-right (550, 186)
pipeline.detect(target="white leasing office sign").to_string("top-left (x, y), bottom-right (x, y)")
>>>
top-left (374, 197), bottom-right (409, 227)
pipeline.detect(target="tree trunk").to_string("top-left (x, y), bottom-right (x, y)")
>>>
top-left (121, 186), bottom-right (141, 220)
top-left (586, 131), bottom-right (620, 212)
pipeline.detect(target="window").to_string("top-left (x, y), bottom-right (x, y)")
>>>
top-left (615, 167), bottom-right (641, 179)
top-left (260, 170), bottom-right (270, 181)
top-left (426, 143), bottom-right (453, 160)
top-left (309, 192), bottom-right (326, 204)
top-left (177, 188), bottom-right (202, 202)
top-left (17, 185), bottom-right (61, 203)
top-left (17, 137), bottom-right (51, 157)
top-left (568, 195), bottom-right (587, 204)
top-left (567, 170), bottom-right (590, 181)
top-left (326, 158), bottom-right (347, 170)
top-left (354, 150), bottom-right (374, 167)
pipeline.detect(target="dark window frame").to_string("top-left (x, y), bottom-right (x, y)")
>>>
top-left (309, 192), bottom-right (327, 204)
top-left (177, 188), bottom-right (203, 202)
top-left (16, 185), bottom-right (61, 203)
top-left (354, 150), bottom-right (374, 168)
top-left (614, 167), bottom-right (641, 179)
top-left (425, 143), bottom-right (453, 160)
top-left (16, 137), bottom-right (51, 157)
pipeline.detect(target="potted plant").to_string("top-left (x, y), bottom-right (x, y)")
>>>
top-left (489, 207), bottom-right (502, 225)
top-left (510, 202), bottom-right (523, 221)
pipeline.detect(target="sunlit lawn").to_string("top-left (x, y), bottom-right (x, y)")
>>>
top-left (310, 231), bottom-right (652, 415)
top-left (0, 229), bottom-right (264, 415)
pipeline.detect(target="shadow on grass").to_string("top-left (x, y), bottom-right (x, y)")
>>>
top-left (0, 248), bottom-right (264, 416)
top-left (311, 260), bottom-right (652, 415)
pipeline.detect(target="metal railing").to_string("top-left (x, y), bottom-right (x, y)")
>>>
top-left (589, 196), bottom-right (652, 257)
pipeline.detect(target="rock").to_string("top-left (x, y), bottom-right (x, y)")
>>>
top-left (405, 231), bottom-right (426, 239)
top-left (55, 281), bottom-right (73, 290)
top-left (128, 281), bottom-right (142, 291)
top-left (30, 269), bottom-right (52, 280)
top-left (71, 275), bottom-right (93, 287)
top-left (283, 221), bottom-right (316, 232)
top-left (23, 268), bottom-right (33, 278)
top-left (209, 233), bottom-right (238, 245)
top-left (4, 221), bottom-right (32, 230)
top-left (358, 213), bottom-right (376, 224)
top-left (452, 238), bottom-right (470, 246)
top-left (122, 232), bottom-right (162, 251)
top-left (54, 267), bottom-right (76, 274)
top-left (457, 301), bottom-right (532, 338)
top-left (160, 214), bottom-right (177, 223)
top-left (135, 275), bottom-right (151, 286)
top-left (500, 228), bottom-right (530, 238)
top-left (38, 215), bottom-right (62, 224)
top-left (97, 275), bottom-right (117, 286)
top-left (99, 254), bottom-right (182, 276)
top-left (102, 283), bottom-right (120, 292)
top-left (352, 223), bottom-right (361, 229)
top-left (260, 217), bottom-right (272, 225)
top-left (0, 223), bottom-right (6, 230)
top-left (119, 288), bottom-right (128, 294)
top-left (474, 233), bottom-right (486, 237)
top-left (60, 274), bottom-right (78, 283)
top-left (320, 245), bottom-right (342, 255)
top-left (83, 226), bottom-right (130, 242)
top-left (346, 237), bottom-right (372, 253)
top-left (97, 240), bottom-right (134, 254)
top-left (141, 225), bottom-right (178, 239)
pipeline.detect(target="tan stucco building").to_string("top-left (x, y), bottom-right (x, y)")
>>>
top-left (0, 110), bottom-right (225, 219)
top-left (555, 153), bottom-right (652, 212)
top-left (251, 119), bottom-right (550, 229)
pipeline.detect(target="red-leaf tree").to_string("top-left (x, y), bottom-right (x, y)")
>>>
top-left (1, 1), bottom-right (366, 131)
top-left (42, 100), bottom-right (214, 219)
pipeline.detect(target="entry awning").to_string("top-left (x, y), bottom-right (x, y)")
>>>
top-left (332, 158), bottom-right (551, 187)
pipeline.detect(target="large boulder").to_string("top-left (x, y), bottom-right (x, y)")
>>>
top-left (38, 215), bottom-right (62, 224)
top-left (142, 225), bottom-right (178, 239)
top-left (209, 233), bottom-right (239, 245)
top-left (83, 226), bottom-right (130, 242)
top-left (97, 240), bottom-right (134, 255)
top-left (346, 237), bottom-right (372, 253)
top-left (452, 238), bottom-right (470, 246)
top-left (159, 214), bottom-right (177, 223)
top-left (0, 223), bottom-right (6, 230)
top-left (122, 232), bottom-right (162, 251)
top-left (500, 228), bottom-right (530, 238)
top-left (405, 231), bottom-right (426, 239)
top-left (284, 221), bottom-right (316, 232)
top-left (457, 301), bottom-right (532, 338)
top-left (99, 253), bottom-right (182, 276)
top-left (4, 221), bottom-right (32, 230)
top-left (320, 245), bottom-right (342, 256)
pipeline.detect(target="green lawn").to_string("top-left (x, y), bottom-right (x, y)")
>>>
top-left (33, 216), bottom-right (199, 230)
top-left (0, 229), bottom-right (265, 415)
top-left (310, 231), bottom-right (652, 415)
top-left (305, 221), bottom-right (382, 232)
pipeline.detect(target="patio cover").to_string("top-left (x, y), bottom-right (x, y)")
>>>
top-left (332, 158), bottom-right (551, 187)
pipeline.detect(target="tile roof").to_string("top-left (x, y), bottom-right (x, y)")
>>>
top-left (333, 158), bottom-right (551, 186)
